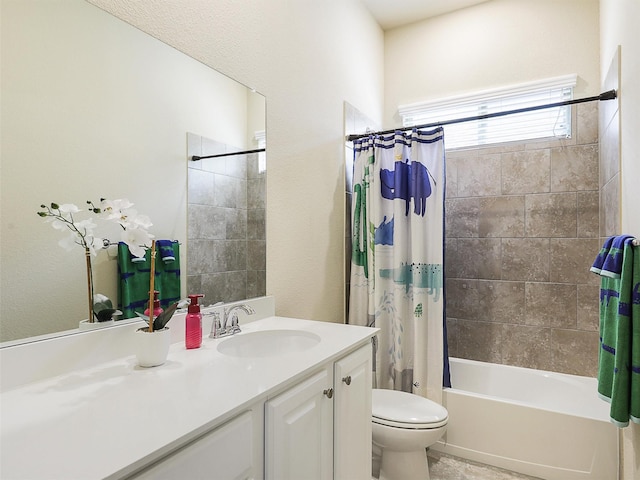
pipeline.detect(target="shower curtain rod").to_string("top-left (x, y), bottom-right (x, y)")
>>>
top-left (191, 147), bottom-right (265, 161)
top-left (346, 89), bottom-right (617, 142)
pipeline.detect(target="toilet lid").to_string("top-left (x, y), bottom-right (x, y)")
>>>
top-left (372, 389), bottom-right (448, 428)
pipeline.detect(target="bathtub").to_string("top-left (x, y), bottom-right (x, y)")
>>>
top-left (432, 358), bottom-right (618, 480)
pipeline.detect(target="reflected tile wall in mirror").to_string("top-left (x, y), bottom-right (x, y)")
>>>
top-left (187, 133), bottom-right (266, 304)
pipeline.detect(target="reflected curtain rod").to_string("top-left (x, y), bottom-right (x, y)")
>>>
top-left (191, 147), bottom-right (265, 161)
top-left (346, 89), bottom-right (617, 142)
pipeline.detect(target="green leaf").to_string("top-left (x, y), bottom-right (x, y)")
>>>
top-left (153, 302), bottom-right (179, 330)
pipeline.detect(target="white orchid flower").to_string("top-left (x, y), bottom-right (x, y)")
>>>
top-left (100, 198), bottom-right (135, 223)
top-left (121, 227), bottom-right (154, 259)
top-left (115, 207), bottom-right (139, 229)
top-left (100, 198), bottom-right (133, 214)
top-left (86, 236), bottom-right (104, 256)
top-left (75, 218), bottom-right (97, 236)
top-left (128, 213), bottom-right (153, 230)
top-left (40, 198), bottom-right (153, 258)
top-left (58, 203), bottom-right (81, 214)
top-left (47, 207), bottom-right (76, 227)
top-left (58, 233), bottom-right (79, 251)
top-left (49, 217), bottom-right (70, 230)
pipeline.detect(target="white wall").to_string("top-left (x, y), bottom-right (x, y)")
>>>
top-left (600, 1), bottom-right (640, 477)
top-left (383, 0), bottom-right (600, 128)
top-left (85, 0), bottom-right (385, 325)
top-left (0, 0), bottom-right (253, 340)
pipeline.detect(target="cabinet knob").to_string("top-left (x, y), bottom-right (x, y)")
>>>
top-left (342, 375), bottom-right (352, 386)
top-left (323, 388), bottom-right (334, 399)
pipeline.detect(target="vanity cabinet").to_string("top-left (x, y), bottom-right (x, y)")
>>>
top-left (265, 343), bottom-right (372, 480)
top-left (130, 408), bottom-right (263, 480)
top-left (127, 343), bottom-right (372, 480)
top-left (0, 309), bottom-right (378, 480)
top-left (265, 366), bottom-right (334, 480)
top-left (333, 344), bottom-right (373, 479)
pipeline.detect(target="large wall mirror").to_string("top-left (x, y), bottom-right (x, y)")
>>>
top-left (0, 0), bottom-right (266, 343)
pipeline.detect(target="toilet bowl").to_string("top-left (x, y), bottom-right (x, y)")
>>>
top-left (372, 388), bottom-right (448, 480)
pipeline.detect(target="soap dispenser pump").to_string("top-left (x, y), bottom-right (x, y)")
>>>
top-left (185, 294), bottom-right (204, 349)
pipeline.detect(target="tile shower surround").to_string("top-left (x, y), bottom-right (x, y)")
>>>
top-left (445, 102), bottom-right (600, 377)
top-left (187, 134), bottom-right (266, 305)
top-left (345, 103), bottom-right (602, 378)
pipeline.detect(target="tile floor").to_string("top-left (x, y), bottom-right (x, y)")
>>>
top-left (427, 451), bottom-right (543, 480)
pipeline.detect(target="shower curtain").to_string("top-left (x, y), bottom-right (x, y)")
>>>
top-left (349, 128), bottom-right (450, 404)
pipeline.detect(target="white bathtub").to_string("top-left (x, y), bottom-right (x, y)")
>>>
top-left (432, 358), bottom-right (618, 480)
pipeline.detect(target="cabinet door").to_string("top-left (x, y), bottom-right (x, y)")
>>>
top-left (265, 366), bottom-right (334, 480)
top-left (334, 343), bottom-right (372, 480)
top-left (131, 410), bottom-right (257, 480)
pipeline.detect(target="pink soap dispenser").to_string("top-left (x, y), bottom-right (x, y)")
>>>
top-left (144, 290), bottom-right (163, 318)
top-left (185, 294), bottom-right (204, 349)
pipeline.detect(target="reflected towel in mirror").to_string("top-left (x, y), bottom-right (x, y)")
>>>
top-left (117, 241), bottom-right (181, 319)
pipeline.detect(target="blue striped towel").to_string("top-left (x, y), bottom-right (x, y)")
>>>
top-left (592, 235), bottom-right (635, 279)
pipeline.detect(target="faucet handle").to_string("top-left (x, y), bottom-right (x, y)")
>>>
top-left (209, 311), bottom-right (222, 338)
top-left (230, 315), bottom-right (241, 334)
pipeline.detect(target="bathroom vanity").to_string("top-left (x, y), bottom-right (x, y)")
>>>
top-left (0, 297), bottom-right (377, 479)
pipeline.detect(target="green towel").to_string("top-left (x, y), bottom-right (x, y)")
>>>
top-left (117, 241), bottom-right (181, 319)
top-left (631, 245), bottom-right (640, 424)
top-left (597, 240), bottom-right (640, 427)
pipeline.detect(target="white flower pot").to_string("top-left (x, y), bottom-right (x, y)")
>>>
top-left (79, 319), bottom-right (115, 330)
top-left (135, 327), bottom-right (171, 367)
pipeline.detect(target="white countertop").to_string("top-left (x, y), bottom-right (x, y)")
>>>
top-left (0, 316), bottom-right (376, 479)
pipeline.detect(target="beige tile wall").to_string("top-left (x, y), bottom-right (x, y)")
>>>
top-left (445, 103), bottom-right (601, 377)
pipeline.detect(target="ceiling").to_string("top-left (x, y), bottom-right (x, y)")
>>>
top-left (361, 0), bottom-right (490, 30)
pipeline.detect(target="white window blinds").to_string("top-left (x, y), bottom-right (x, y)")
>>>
top-left (398, 74), bottom-right (577, 150)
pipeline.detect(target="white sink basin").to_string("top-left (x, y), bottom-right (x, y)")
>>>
top-left (217, 330), bottom-right (321, 358)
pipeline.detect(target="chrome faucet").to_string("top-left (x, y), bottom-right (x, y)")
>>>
top-left (209, 304), bottom-right (255, 339)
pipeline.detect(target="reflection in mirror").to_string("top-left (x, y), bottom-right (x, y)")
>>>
top-left (0, 0), bottom-right (266, 344)
top-left (187, 130), bottom-right (266, 303)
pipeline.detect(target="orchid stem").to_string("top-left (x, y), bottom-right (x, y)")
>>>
top-left (148, 240), bottom-right (156, 332)
top-left (85, 247), bottom-right (94, 323)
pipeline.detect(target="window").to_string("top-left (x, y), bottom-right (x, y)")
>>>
top-left (254, 130), bottom-right (266, 173)
top-left (398, 74), bottom-right (577, 150)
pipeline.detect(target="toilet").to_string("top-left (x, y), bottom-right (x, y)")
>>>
top-left (371, 388), bottom-right (448, 480)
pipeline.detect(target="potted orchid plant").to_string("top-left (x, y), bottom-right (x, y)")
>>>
top-left (38, 198), bottom-right (180, 367)
top-left (37, 198), bottom-right (153, 327)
